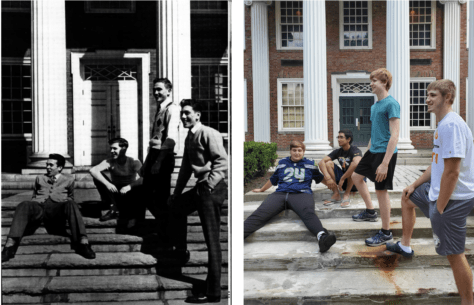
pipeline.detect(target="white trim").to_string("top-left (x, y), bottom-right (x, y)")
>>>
top-left (331, 72), bottom-right (376, 148)
top-left (71, 52), bottom-right (150, 166)
top-left (277, 78), bottom-right (305, 132)
top-left (1, 57), bottom-right (31, 64)
top-left (245, 79), bottom-right (248, 132)
top-left (410, 77), bottom-right (436, 130)
top-left (410, 0), bottom-right (437, 50)
top-left (275, 1), bottom-right (304, 51)
top-left (467, 77), bottom-right (469, 123)
top-left (339, 0), bottom-right (373, 50)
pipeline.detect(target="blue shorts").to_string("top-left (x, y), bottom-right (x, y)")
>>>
top-left (410, 182), bottom-right (474, 255)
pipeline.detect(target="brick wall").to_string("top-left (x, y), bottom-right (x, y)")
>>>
top-left (245, 1), bottom-right (469, 150)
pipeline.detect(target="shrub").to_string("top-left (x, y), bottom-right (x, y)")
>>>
top-left (244, 141), bottom-right (278, 183)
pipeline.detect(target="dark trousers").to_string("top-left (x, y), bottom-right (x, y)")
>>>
top-left (172, 180), bottom-right (227, 298)
top-left (244, 192), bottom-right (325, 239)
top-left (93, 176), bottom-right (146, 224)
top-left (8, 199), bottom-right (88, 246)
top-left (141, 150), bottom-right (175, 238)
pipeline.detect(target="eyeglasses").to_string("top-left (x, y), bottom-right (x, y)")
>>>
top-left (337, 136), bottom-right (346, 139)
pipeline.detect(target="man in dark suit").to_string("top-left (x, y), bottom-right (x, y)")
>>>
top-left (1, 154), bottom-right (95, 263)
top-left (169, 99), bottom-right (227, 304)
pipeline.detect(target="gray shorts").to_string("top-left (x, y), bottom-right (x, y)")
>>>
top-left (410, 182), bottom-right (474, 255)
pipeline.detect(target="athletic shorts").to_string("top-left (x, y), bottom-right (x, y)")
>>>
top-left (333, 164), bottom-right (365, 192)
top-left (354, 150), bottom-right (397, 191)
top-left (410, 182), bottom-right (474, 256)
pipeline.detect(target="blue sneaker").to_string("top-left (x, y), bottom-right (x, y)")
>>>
top-left (352, 210), bottom-right (378, 222)
top-left (386, 241), bottom-right (414, 257)
top-left (365, 230), bottom-right (393, 246)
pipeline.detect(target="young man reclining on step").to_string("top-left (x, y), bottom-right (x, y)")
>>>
top-left (244, 140), bottom-right (336, 253)
top-left (319, 129), bottom-right (364, 208)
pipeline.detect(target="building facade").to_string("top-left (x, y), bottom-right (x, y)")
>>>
top-left (244, 0), bottom-right (469, 151)
top-left (2, 0), bottom-right (230, 173)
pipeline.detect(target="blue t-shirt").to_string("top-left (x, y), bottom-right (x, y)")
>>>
top-left (369, 95), bottom-right (400, 153)
top-left (269, 157), bottom-right (324, 194)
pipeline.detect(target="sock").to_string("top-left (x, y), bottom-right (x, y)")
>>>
top-left (381, 228), bottom-right (391, 236)
top-left (366, 209), bottom-right (376, 215)
top-left (5, 238), bottom-right (16, 247)
top-left (317, 231), bottom-right (326, 241)
top-left (399, 242), bottom-right (412, 253)
top-left (80, 237), bottom-right (89, 245)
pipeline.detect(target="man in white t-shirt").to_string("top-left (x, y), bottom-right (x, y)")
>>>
top-left (385, 79), bottom-right (474, 304)
top-left (90, 138), bottom-right (143, 231)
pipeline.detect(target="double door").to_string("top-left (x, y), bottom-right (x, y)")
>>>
top-left (339, 96), bottom-right (374, 146)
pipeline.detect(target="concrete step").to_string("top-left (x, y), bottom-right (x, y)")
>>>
top-left (244, 216), bottom-right (474, 242)
top-left (244, 268), bottom-right (464, 304)
top-left (2, 274), bottom-right (228, 303)
top-left (244, 238), bottom-right (474, 271)
top-left (4, 298), bottom-right (229, 305)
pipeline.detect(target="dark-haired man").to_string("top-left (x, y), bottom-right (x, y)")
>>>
top-left (2, 154), bottom-right (95, 262)
top-left (169, 99), bottom-right (227, 303)
top-left (319, 130), bottom-right (364, 207)
top-left (90, 138), bottom-right (143, 230)
top-left (140, 77), bottom-right (181, 237)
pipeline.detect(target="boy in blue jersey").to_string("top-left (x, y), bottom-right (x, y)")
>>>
top-left (351, 68), bottom-right (400, 246)
top-left (244, 140), bottom-right (336, 253)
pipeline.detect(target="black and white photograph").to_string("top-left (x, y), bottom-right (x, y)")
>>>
top-left (1, 0), bottom-right (231, 304)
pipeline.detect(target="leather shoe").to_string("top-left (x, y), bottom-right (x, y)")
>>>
top-left (75, 243), bottom-right (96, 259)
top-left (2, 244), bottom-right (19, 263)
top-left (185, 295), bottom-right (221, 303)
top-left (318, 229), bottom-right (336, 253)
top-left (100, 210), bottom-right (119, 222)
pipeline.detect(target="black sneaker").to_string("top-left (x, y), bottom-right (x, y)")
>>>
top-left (318, 230), bottom-right (336, 253)
top-left (1, 244), bottom-right (19, 263)
top-left (100, 210), bottom-right (119, 222)
top-left (386, 241), bottom-right (414, 257)
top-left (75, 243), bottom-right (96, 259)
top-left (185, 295), bottom-right (221, 303)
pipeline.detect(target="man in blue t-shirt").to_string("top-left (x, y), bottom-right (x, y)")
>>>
top-left (351, 68), bottom-right (400, 247)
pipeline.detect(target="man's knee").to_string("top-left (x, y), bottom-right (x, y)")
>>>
top-left (324, 160), bottom-right (334, 167)
top-left (16, 200), bottom-right (38, 211)
top-left (352, 172), bottom-right (364, 183)
top-left (401, 197), bottom-right (417, 209)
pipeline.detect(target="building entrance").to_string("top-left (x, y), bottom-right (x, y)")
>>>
top-left (339, 96), bottom-right (374, 147)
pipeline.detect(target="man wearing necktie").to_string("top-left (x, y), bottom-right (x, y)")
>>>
top-left (140, 78), bottom-right (182, 247)
top-left (1, 154), bottom-right (95, 263)
top-left (168, 99), bottom-right (227, 303)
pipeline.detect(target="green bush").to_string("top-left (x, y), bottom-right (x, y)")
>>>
top-left (244, 141), bottom-right (278, 183)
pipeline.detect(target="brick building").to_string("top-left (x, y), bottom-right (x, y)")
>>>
top-left (2, 0), bottom-right (230, 173)
top-left (244, 0), bottom-right (470, 152)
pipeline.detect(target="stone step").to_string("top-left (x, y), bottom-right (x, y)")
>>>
top-left (2, 274), bottom-right (228, 303)
top-left (3, 298), bottom-right (229, 305)
top-left (244, 268), bottom-right (465, 304)
top-left (244, 199), bottom-right (474, 219)
top-left (244, 216), bottom-right (474, 242)
top-left (244, 238), bottom-right (474, 271)
top-left (275, 157), bottom-right (433, 167)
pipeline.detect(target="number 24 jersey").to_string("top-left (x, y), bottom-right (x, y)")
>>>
top-left (269, 157), bottom-right (324, 194)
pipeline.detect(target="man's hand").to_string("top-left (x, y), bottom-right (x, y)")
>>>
top-left (167, 194), bottom-right (176, 207)
top-left (326, 178), bottom-right (337, 190)
top-left (252, 188), bottom-right (262, 193)
top-left (338, 178), bottom-right (345, 191)
top-left (107, 183), bottom-right (119, 193)
top-left (120, 185), bottom-right (131, 194)
top-left (375, 162), bottom-right (388, 182)
top-left (151, 162), bottom-right (161, 175)
top-left (402, 184), bottom-right (416, 200)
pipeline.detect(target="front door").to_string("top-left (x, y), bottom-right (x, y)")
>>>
top-left (339, 96), bottom-right (374, 146)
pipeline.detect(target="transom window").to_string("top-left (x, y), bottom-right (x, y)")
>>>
top-left (191, 1), bottom-right (228, 14)
top-left (85, 1), bottom-right (135, 13)
top-left (84, 65), bottom-right (137, 81)
top-left (277, 79), bottom-right (304, 131)
top-left (409, 1), bottom-right (436, 49)
top-left (2, 63), bottom-right (32, 135)
top-left (276, 1), bottom-right (303, 50)
top-left (191, 62), bottom-right (229, 133)
top-left (340, 82), bottom-right (372, 94)
top-left (410, 78), bottom-right (435, 129)
top-left (1, 1), bottom-right (30, 12)
top-left (339, 1), bottom-right (372, 49)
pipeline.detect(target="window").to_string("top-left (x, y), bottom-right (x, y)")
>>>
top-left (84, 65), bottom-right (137, 81)
top-left (1, 1), bottom-right (30, 12)
top-left (278, 79), bottom-right (304, 132)
top-left (191, 61), bottom-right (229, 133)
top-left (410, 78), bottom-right (436, 129)
top-left (85, 1), bottom-right (135, 13)
top-left (339, 1), bottom-right (372, 49)
top-left (2, 61), bottom-right (32, 135)
top-left (409, 0), bottom-right (436, 49)
top-left (191, 1), bottom-right (228, 14)
top-left (276, 1), bottom-right (303, 50)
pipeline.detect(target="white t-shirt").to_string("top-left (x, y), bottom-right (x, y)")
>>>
top-left (429, 112), bottom-right (474, 201)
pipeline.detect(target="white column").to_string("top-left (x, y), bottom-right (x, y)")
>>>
top-left (468, 1), bottom-right (474, 133)
top-left (303, 1), bottom-right (332, 153)
top-left (29, 0), bottom-right (71, 168)
top-left (248, 0), bottom-right (271, 142)
top-left (386, 0), bottom-right (417, 153)
top-left (156, 0), bottom-right (191, 155)
top-left (441, 0), bottom-right (464, 114)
